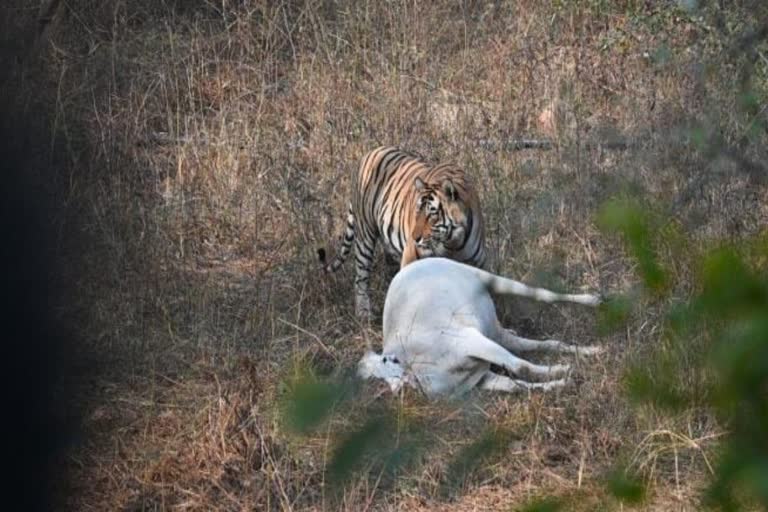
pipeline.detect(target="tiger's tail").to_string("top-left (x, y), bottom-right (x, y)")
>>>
top-left (318, 203), bottom-right (356, 273)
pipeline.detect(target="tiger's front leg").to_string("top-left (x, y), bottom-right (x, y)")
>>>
top-left (354, 232), bottom-right (376, 321)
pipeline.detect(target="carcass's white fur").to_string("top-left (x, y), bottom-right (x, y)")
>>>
top-left (358, 258), bottom-right (601, 398)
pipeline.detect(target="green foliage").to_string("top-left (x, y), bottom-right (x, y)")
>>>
top-left (623, 363), bottom-right (691, 412)
top-left (599, 207), bottom-right (768, 508)
top-left (328, 413), bottom-right (430, 487)
top-left (597, 199), bottom-right (667, 293)
top-left (281, 370), bottom-right (431, 490)
top-left (593, 6), bottom-right (768, 504)
top-left (327, 414), bottom-right (393, 484)
top-left (606, 469), bottom-right (647, 504)
top-left (442, 429), bottom-right (511, 496)
top-left (688, 125), bottom-right (708, 150)
top-left (597, 293), bottom-right (633, 335)
top-left (280, 371), bottom-right (350, 434)
top-left (698, 249), bottom-right (767, 319)
top-left (379, 432), bottom-right (429, 478)
top-left (516, 497), bottom-right (563, 512)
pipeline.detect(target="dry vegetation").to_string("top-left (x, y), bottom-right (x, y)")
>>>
top-left (4, 0), bottom-right (768, 510)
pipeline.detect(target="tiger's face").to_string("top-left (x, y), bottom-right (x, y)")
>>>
top-left (413, 177), bottom-right (470, 253)
top-left (400, 206), bottom-right (436, 267)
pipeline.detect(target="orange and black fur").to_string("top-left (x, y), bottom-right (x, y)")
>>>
top-left (319, 146), bottom-right (486, 319)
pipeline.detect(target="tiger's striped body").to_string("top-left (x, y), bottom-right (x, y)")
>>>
top-left (321, 146), bottom-right (486, 320)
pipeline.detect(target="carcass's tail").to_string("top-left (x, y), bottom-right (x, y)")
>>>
top-left (466, 266), bottom-right (601, 306)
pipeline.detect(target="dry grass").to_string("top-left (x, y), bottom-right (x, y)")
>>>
top-left (4, 0), bottom-right (768, 510)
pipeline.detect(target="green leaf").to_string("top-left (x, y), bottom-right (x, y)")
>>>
top-left (688, 125), bottom-right (707, 150)
top-left (516, 497), bottom-right (563, 512)
top-left (328, 415), bottom-right (392, 484)
top-left (698, 248), bottom-right (768, 317)
top-left (381, 434), bottom-right (429, 477)
top-left (624, 364), bottom-right (688, 411)
top-left (443, 430), bottom-right (509, 494)
top-left (606, 470), bottom-right (646, 504)
top-left (738, 90), bottom-right (760, 114)
top-left (282, 374), bottom-right (343, 434)
top-left (597, 293), bottom-right (633, 335)
top-left (597, 199), bottom-right (667, 293)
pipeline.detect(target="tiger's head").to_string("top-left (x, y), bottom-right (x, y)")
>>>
top-left (400, 175), bottom-right (473, 268)
top-left (413, 176), bottom-right (471, 251)
top-left (400, 206), bottom-right (436, 268)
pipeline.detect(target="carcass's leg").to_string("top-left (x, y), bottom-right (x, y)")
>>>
top-left (497, 326), bottom-right (601, 356)
top-left (459, 328), bottom-right (570, 381)
top-left (480, 372), bottom-right (567, 393)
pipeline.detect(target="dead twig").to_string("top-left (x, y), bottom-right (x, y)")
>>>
top-left (278, 318), bottom-right (339, 363)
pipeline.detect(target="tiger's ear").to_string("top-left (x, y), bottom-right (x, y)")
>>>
top-left (442, 179), bottom-right (458, 200)
top-left (414, 176), bottom-right (426, 191)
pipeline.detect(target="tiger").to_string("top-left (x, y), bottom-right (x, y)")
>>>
top-left (318, 146), bottom-right (487, 320)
